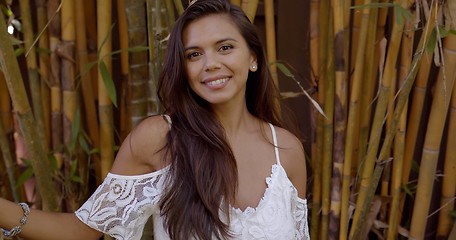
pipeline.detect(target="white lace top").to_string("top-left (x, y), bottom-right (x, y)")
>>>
top-left (75, 124), bottom-right (310, 239)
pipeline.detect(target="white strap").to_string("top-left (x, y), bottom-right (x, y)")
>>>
top-left (162, 114), bottom-right (172, 129)
top-left (268, 123), bottom-right (281, 165)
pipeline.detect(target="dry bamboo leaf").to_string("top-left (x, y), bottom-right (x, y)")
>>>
top-left (275, 62), bottom-right (326, 118)
top-left (373, 219), bottom-right (389, 229)
top-left (360, 196), bottom-right (382, 239)
top-left (397, 225), bottom-right (411, 238)
top-left (280, 91), bottom-right (304, 99)
top-left (445, 0), bottom-right (456, 29)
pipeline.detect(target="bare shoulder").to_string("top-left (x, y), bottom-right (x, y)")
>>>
top-left (275, 126), bottom-right (307, 199)
top-left (110, 115), bottom-right (170, 175)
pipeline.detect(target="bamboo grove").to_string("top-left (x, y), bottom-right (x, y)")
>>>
top-left (0, 0), bottom-right (455, 239)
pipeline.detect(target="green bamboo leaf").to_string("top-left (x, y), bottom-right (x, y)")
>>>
top-left (402, 184), bottom-right (415, 198)
top-left (89, 148), bottom-right (100, 155)
top-left (71, 175), bottom-right (82, 183)
top-left (426, 27), bottom-right (437, 53)
top-left (16, 167), bottom-right (34, 188)
top-left (48, 153), bottom-right (58, 172)
top-left (99, 61), bottom-right (118, 107)
top-left (79, 134), bottom-right (91, 154)
top-left (394, 4), bottom-right (403, 25)
top-left (450, 30), bottom-right (456, 35)
top-left (69, 109), bottom-right (81, 153)
top-left (14, 47), bottom-right (24, 57)
top-left (395, 4), bottom-right (411, 25)
top-left (0, 5), bottom-right (12, 17)
top-left (275, 62), bottom-right (294, 78)
top-left (69, 159), bottom-right (78, 179)
top-left (36, 46), bottom-right (52, 55)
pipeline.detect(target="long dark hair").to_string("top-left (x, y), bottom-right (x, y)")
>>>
top-left (157, 0), bottom-right (282, 239)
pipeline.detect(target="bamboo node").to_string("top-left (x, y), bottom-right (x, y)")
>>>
top-left (376, 157), bottom-right (393, 165)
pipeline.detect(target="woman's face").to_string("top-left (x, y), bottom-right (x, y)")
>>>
top-left (182, 14), bottom-right (257, 107)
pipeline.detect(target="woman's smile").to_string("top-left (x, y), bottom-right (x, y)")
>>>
top-left (202, 76), bottom-right (231, 89)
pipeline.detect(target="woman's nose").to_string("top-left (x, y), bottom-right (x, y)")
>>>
top-left (204, 53), bottom-right (221, 72)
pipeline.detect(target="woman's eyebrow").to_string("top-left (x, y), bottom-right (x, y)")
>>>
top-left (184, 38), bottom-right (239, 51)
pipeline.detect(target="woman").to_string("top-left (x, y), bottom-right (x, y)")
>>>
top-left (0, 0), bottom-right (309, 239)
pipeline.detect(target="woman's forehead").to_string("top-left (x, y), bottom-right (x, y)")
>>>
top-left (182, 14), bottom-right (243, 46)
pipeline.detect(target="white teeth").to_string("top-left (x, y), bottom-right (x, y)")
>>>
top-left (206, 78), bottom-right (228, 86)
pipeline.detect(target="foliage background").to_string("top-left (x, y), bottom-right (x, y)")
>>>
top-left (0, 0), bottom-right (455, 239)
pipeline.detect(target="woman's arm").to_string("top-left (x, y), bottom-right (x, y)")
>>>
top-left (0, 115), bottom-right (170, 240)
top-left (0, 198), bottom-right (102, 240)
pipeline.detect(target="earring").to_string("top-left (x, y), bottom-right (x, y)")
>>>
top-left (252, 65), bottom-right (256, 69)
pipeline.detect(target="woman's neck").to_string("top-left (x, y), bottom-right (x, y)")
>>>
top-left (212, 102), bottom-right (257, 138)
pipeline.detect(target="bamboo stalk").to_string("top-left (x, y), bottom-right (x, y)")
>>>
top-left (436, 82), bottom-right (456, 238)
top-left (147, 0), bottom-right (167, 116)
top-left (386, 17), bottom-right (414, 240)
top-left (165, 0), bottom-right (176, 24)
top-left (0, 72), bottom-right (19, 202)
top-left (84, 0), bottom-right (98, 52)
top-left (351, 5), bottom-right (437, 238)
top-left (117, 0), bottom-right (132, 140)
top-left (410, 31), bottom-right (456, 240)
top-left (349, 0), bottom-right (363, 78)
top-left (402, 43), bottom-right (434, 188)
top-left (61, 0), bottom-right (82, 211)
top-left (264, 0), bottom-right (278, 86)
top-left (98, 0), bottom-right (115, 178)
top-left (36, 0), bottom-right (51, 147)
top-left (19, 0), bottom-right (48, 152)
top-left (83, 0), bottom-right (99, 98)
top-left (173, 0), bottom-right (184, 15)
top-left (356, 0), bottom-right (388, 184)
top-left (0, 10), bottom-right (59, 211)
top-left (339, 0), bottom-right (374, 238)
top-left (328, 0), bottom-right (349, 235)
top-left (321, 13), bottom-right (335, 240)
top-left (47, 0), bottom-right (63, 169)
top-left (75, 0), bottom-right (100, 186)
top-left (242, 0), bottom-right (259, 23)
top-left (349, 0), bottom-right (410, 237)
top-left (309, 0), bottom-right (321, 237)
top-left (231, 0), bottom-right (241, 6)
top-left (126, 0), bottom-right (148, 127)
top-left (0, 70), bottom-right (12, 135)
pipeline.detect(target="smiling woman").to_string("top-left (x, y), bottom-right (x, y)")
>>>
top-left (0, 0), bottom-right (309, 239)
top-left (183, 14), bottom-right (256, 107)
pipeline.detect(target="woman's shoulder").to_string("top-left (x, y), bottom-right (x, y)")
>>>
top-left (273, 125), bottom-right (307, 199)
top-left (110, 115), bottom-right (170, 176)
top-left (272, 125), bottom-right (303, 151)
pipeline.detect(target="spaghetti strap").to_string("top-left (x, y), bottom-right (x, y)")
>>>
top-left (162, 114), bottom-right (172, 129)
top-left (268, 123), bottom-right (281, 165)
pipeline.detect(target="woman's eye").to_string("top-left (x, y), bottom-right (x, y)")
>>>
top-left (219, 45), bottom-right (233, 52)
top-left (187, 52), bottom-right (201, 59)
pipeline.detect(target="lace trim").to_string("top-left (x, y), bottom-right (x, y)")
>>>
top-left (231, 164), bottom-right (280, 216)
top-left (295, 198), bottom-right (310, 239)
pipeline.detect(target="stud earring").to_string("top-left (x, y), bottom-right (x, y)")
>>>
top-left (251, 65), bottom-right (257, 70)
